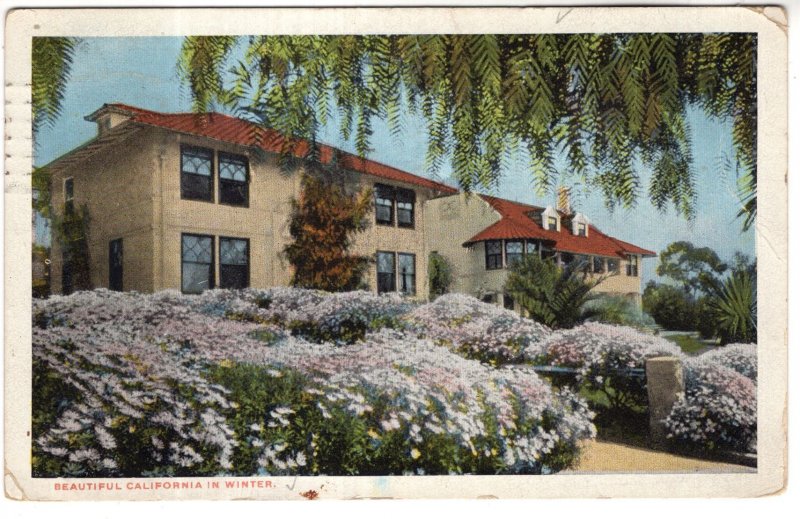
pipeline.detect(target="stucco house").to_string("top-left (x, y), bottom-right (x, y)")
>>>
top-left (44, 103), bottom-right (654, 305)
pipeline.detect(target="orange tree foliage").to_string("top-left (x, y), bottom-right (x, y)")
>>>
top-left (283, 165), bottom-right (373, 291)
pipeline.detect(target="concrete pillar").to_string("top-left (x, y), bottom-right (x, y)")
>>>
top-left (645, 356), bottom-right (684, 448)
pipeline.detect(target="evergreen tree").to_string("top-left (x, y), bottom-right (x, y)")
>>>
top-left (283, 162), bottom-right (373, 291)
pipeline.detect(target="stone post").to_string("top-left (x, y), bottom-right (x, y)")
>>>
top-left (645, 356), bottom-right (684, 448)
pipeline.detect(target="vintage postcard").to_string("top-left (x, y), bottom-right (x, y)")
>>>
top-left (4, 6), bottom-right (788, 500)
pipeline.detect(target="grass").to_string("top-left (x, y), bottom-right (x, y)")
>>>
top-left (664, 333), bottom-right (707, 354)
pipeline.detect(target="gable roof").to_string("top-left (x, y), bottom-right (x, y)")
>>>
top-left (79, 103), bottom-right (458, 194)
top-left (464, 194), bottom-right (656, 258)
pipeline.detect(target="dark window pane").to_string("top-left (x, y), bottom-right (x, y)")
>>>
top-left (181, 173), bottom-right (213, 201)
top-left (577, 223), bottom-right (587, 236)
top-left (503, 294), bottom-right (515, 310)
top-left (626, 255), bottom-right (638, 276)
top-left (399, 253), bottom-right (415, 295)
top-left (561, 252), bottom-right (575, 265)
top-left (377, 252), bottom-right (396, 293)
top-left (221, 265), bottom-right (248, 289)
top-left (481, 294), bottom-right (496, 304)
top-left (220, 238), bottom-right (248, 289)
top-left (109, 238), bottom-right (123, 291)
top-left (506, 240), bottom-right (523, 266)
top-left (375, 184), bottom-right (395, 225)
top-left (593, 257), bottom-right (605, 273)
top-left (542, 248), bottom-right (557, 261)
top-left (181, 148), bottom-right (213, 201)
top-left (485, 240), bottom-right (503, 270)
top-left (396, 189), bottom-right (415, 228)
top-left (548, 216), bottom-right (558, 231)
top-left (607, 258), bottom-right (620, 273)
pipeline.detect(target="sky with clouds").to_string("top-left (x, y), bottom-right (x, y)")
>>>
top-left (35, 36), bottom-right (756, 286)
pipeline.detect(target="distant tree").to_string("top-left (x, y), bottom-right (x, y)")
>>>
top-left (283, 162), bottom-right (373, 291)
top-left (427, 252), bottom-right (453, 300)
top-left (505, 255), bottom-right (602, 329)
top-left (642, 281), bottom-right (697, 331)
top-left (656, 241), bottom-right (728, 296)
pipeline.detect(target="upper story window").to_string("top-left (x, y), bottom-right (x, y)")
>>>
top-left (376, 251), bottom-right (396, 293)
top-left (220, 237), bottom-right (250, 289)
top-left (485, 240), bottom-right (503, 270)
top-left (505, 240), bottom-right (524, 267)
top-left (398, 253), bottom-right (416, 295)
top-left (577, 222), bottom-right (587, 237)
top-left (626, 254), bottom-right (639, 277)
top-left (396, 188), bottom-right (416, 228)
top-left (375, 184), bottom-right (394, 225)
top-left (64, 177), bottom-right (75, 214)
top-left (547, 216), bottom-right (558, 231)
top-left (218, 153), bottom-right (249, 207)
top-left (181, 146), bottom-right (214, 202)
top-left (607, 257), bottom-right (620, 274)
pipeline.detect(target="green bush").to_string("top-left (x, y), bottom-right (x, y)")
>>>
top-left (583, 295), bottom-right (655, 330)
top-left (428, 252), bottom-right (453, 300)
top-left (642, 282), bottom-right (697, 331)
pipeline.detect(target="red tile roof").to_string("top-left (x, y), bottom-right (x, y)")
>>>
top-left (464, 194), bottom-right (656, 258)
top-left (91, 103), bottom-right (458, 194)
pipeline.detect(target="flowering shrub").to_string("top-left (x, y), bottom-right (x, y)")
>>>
top-left (405, 293), bottom-right (550, 364)
top-left (537, 323), bottom-right (684, 409)
top-left (32, 289), bottom-right (595, 477)
top-left (663, 344), bottom-right (757, 454)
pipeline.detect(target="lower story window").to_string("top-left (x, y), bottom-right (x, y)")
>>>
top-left (485, 240), bottom-right (502, 270)
top-left (182, 234), bottom-right (214, 293)
top-left (377, 251), bottom-right (396, 293)
top-left (503, 293), bottom-right (515, 310)
top-left (505, 240), bottom-right (523, 267)
top-left (220, 237), bottom-right (249, 289)
top-left (592, 256), bottom-right (605, 273)
top-left (398, 253), bottom-right (416, 295)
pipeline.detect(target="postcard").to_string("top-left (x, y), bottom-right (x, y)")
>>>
top-left (4, 5), bottom-right (788, 500)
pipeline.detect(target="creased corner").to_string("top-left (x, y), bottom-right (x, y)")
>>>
top-left (4, 465), bottom-right (29, 501)
top-left (745, 6), bottom-right (788, 35)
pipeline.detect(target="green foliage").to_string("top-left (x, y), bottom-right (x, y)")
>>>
top-left (583, 295), bottom-right (655, 330)
top-left (504, 254), bottom-right (601, 329)
top-left (52, 204), bottom-right (92, 293)
top-left (179, 33), bottom-right (757, 226)
top-left (642, 281), bottom-right (697, 331)
top-left (708, 270), bottom-right (757, 345)
top-left (32, 37), bottom-right (80, 133)
top-left (656, 241), bottom-right (728, 296)
top-left (427, 252), bottom-right (453, 300)
top-left (283, 162), bottom-right (373, 291)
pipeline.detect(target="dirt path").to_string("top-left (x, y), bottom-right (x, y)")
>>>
top-left (564, 440), bottom-right (755, 474)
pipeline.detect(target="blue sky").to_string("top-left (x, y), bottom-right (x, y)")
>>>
top-left (35, 37), bottom-right (755, 286)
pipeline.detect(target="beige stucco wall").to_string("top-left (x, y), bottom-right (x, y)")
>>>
top-left (50, 128), bottom-right (157, 293)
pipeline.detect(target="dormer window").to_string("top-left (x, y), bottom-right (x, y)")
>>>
top-left (547, 216), bottom-right (558, 231)
top-left (577, 223), bottom-right (587, 237)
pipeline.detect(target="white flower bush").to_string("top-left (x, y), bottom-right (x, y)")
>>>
top-left (663, 344), bottom-right (757, 453)
top-left (33, 289), bottom-right (594, 477)
top-left (405, 294), bottom-right (550, 364)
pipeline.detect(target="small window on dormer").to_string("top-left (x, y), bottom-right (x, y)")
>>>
top-left (547, 216), bottom-right (558, 231)
top-left (577, 223), bottom-right (587, 237)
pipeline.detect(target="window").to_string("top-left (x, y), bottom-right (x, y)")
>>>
top-left (396, 188), bottom-right (415, 228)
top-left (181, 234), bottom-right (214, 293)
top-left (181, 146), bottom-right (213, 201)
top-left (626, 254), bottom-right (639, 276)
top-left (577, 223), bottom-right (587, 237)
top-left (592, 256), bottom-right (605, 274)
top-left (218, 153), bottom-right (249, 206)
top-left (503, 294), bottom-right (515, 310)
top-left (377, 251), bottom-right (396, 293)
top-left (109, 238), bottom-right (123, 291)
top-left (481, 294), bottom-right (497, 304)
top-left (561, 252), bottom-right (575, 266)
top-left (220, 237), bottom-right (249, 289)
top-left (547, 216), bottom-right (558, 231)
top-left (541, 247), bottom-right (557, 261)
top-left (398, 253), bottom-right (416, 295)
top-left (505, 240), bottom-right (524, 266)
top-left (607, 258), bottom-right (620, 274)
top-left (485, 240), bottom-right (503, 270)
top-left (62, 255), bottom-right (73, 295)
top-left (64, 177), bottom-right (74, 214)
top-left (525, 240), bottom-right (538, 255)
top-left (375, 184), bottom-right (395, 225)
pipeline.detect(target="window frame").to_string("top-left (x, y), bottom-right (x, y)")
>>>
top-left (180, 145), bottom-right (215, 203)
top-left (219, 236), bottom-right (250, 289)
top-left (505, 240), bottom-right (524, 267)
top-left (64, 177), bottom-right (75, 214)
top-left (607, 257), bottom-right (621, 274)
top-left (626, 254), bottom-right (639, 277)
top-left (108, 238), bottom-right (123, 291)
top-left (547, 216), bottom-right (558, 231)
top-left (395, 188), bottom-right (416, 229)
top-left (181, 233), bottom-right (215, 294)
top-left (485, 240), bottom-right (503, 270)
top-left (577, 222), bottom-right (587, 237)
top-left (217, 152), bottom-right (250, 207)
top-left (375, 184), bottom-right (395, 226)
top-left (592, 256), bottom-right (606, 274)
top-left (398, 252), bottom-right (416, 296)
top-left (376, 250), bottom-right (397, 293)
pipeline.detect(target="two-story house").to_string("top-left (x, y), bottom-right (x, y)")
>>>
top-left (44, 103), bottom-right (654, 305)
top-left (45, 103), bottom-right (457, 297)
top-left (424, 191), bottom-right (655, 308)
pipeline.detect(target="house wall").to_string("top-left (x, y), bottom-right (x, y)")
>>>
top-left (49, 128), bottom-right (157, 293)
top-left (150, 130), bottom-right (439, 299)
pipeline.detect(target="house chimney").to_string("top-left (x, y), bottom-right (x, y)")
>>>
top-left (557, 186), bottom-right (572, 214)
